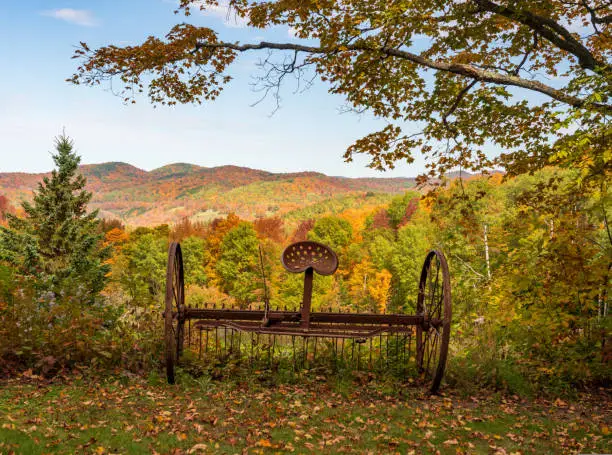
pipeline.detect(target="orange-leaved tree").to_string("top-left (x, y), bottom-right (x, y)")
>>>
top-left (69, 0), bottom-right (610, 183)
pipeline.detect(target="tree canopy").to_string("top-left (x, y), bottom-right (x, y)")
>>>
top-left (215, 222), bottom-right (262, 305)
top-left (70, 0), bottom-right (610, 181)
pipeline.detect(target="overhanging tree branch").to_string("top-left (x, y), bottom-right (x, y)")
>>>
top-left (594, 14), bottom-right (612, 24)
top-left (473, 0), bottom-right (605, 72)
top-left (442, 80), bottom-right (479, 137)
top-left (195, 40), bottom-right (611, 112)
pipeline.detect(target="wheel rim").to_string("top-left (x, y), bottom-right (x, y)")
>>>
top-left (416, 250), bottom-right (451, 394)
top-left (165, 242), bottom-right (185, 384)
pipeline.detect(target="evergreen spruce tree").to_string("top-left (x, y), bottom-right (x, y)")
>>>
top-left (0, 135), bottom-right (110, 301)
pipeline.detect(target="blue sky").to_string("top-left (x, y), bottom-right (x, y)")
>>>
top-left (0, 0), bottom-right (430, 177)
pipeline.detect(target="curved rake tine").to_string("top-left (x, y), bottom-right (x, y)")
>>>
top-left (250, 333), bottom-right (254, 368)
top-left (215, 328), bottom-right (219, 358)
top-left (267, 334), bottom-right (272, 369)
top-left (198, 328), bottom-right (202, 359)
top-left (292, 336), bottom-right (297, 372)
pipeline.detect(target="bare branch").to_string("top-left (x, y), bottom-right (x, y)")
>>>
top-left (249, 49), bottom-right (316, 114)
top-left (514, 32), bottom-right (539, 75)
top-left (450, 252), bottom-right (487, 279)
top-left (195, 40), bottom-right (611, 112)
top-left (442, 80), bottom-right (479, 137)
top-left (594, 13), bottom-right (612, 24)
top-left (581, 0), bottom-right (603, 34)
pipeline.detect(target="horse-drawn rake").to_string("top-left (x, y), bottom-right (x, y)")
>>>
top-left (164, 240), bottom-right (452, 393)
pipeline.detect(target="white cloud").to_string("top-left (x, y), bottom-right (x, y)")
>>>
top-left (194, 1), bottom-right (248, 28)
top-left (41, 9), bottom-right (98, 27)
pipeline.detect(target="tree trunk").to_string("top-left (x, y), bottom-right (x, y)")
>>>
top-left (483, 223), bottom-right (491, 281)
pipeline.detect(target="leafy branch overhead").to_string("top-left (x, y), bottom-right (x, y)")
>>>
top-left (70, 0), bottom-right (610, 178)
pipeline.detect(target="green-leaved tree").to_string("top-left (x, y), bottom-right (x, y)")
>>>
top-left (308, 216), bottom-right (353, 252)
top-left (0, 135), bottom-right (110, 302)
top-left (216, 222), bottom-right (262, 306)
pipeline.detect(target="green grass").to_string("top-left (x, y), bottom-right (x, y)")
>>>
top-left (0, 371), bottom-right (609, 454)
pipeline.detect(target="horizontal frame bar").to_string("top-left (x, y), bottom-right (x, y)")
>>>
top-left (184, 308), bottom-right (424, 326)
top-left (192, 320), bottom-right (416, 338)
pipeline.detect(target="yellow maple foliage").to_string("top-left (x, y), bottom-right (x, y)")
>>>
top-left (370, 269), bottom-right (392, 314)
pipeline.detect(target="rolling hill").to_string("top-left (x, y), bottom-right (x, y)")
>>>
top-left (0, 162), bottom-right (416, 226)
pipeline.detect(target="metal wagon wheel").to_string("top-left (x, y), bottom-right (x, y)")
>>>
top-left (416, 250), bottom-right (452, 394)
top-left (165, 242), bottom-right (185, 384)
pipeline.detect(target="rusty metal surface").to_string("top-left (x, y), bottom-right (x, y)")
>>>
top-left (192, 319), bottom-right (417, 338)
top-left (416, 250), bottom-right (452, 394)
top-left (164, 240), bottom-right (452, 393)
top-left (184, 308), bottom-right (426, 326)
top-left (281, 241), bottom-right (338, 330)
top-left (164, 241), bottom-right (185, 385)
top-left (281, 241), bottom-right (338, 276)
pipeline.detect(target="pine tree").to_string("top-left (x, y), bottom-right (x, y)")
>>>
top-left (0, 135), bottom-right (110, 301)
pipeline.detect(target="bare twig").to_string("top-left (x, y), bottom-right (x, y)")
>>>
top-left (194, 40), bottom-right (611, 112)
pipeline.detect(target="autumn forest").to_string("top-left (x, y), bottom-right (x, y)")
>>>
top-left (0, 0), bottom-right (610, 453)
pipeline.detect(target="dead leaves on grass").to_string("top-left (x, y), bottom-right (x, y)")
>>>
top-left (0, 376), bottom-right (609, 454)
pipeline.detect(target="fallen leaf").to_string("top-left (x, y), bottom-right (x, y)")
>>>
top-left (188, 443), bottom-right (207, 453)
top-left (256, 439), bottom-right (273, 448)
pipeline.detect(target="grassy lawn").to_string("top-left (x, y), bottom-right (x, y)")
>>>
top-left (0, 370), bottom-right (609, 454)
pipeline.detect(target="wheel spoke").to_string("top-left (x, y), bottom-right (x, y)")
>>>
top-left (431, 330), bottom-right (439, 363)
top-left (427, 260), bottom-right (435, 315)
top-left (425, 331), bottom-right (437, 374)
top-left (430, 259), bottom-right (440, 316)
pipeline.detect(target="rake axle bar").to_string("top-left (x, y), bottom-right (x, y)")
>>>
top-left (192, 318), bottom-right (420, 338)
top-left (184, 308), bottom-right (426, 326)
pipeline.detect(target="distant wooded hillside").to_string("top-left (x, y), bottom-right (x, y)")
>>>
top-left (0, 162), bottom-right (418, 225)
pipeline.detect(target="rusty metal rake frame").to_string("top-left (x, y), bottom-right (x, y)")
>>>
top-left (164, 241), bottom-right (452, 393)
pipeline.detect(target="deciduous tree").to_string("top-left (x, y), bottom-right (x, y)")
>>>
top-left (254, 216), bottom-right (285, 243)
top-left (308, 216), bottom-right (353, 251)
top-left (70, 0), bottom-right (610, 181)
top-left (181, 235), bottom-right (209, 286)
top-left (215, 222), bottom-right (262, 305)
top-left (291, 219), bottom-right (314, 242)
top-left (0, 195), bottom-right (14, 224)
top-left (116, 233), bottom-right (168, 304)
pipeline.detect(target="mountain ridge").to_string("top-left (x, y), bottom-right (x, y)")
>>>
top-left (0, 162), bottom-right (418, 226)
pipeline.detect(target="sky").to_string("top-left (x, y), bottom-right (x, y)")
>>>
top-left (0, 0), bottom-right (430, 177)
